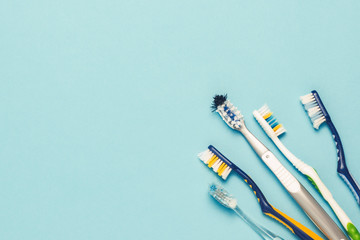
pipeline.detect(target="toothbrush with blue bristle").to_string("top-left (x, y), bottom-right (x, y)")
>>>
top-left (300, 90), bottom-right (360, 208)
top-left (211, 94), bottom-right (347, 240)
top-left (253, 103), bottom-right (360, 240)
top-left (209, 183), bottom-right (285, 240)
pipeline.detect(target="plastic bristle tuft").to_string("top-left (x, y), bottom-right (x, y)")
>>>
top-left (209, 184), bottom-right (237, 209)
top-left (258, 104), bottom-right (286, 137)
top-left (300, 93), bottom-right (326, 129)
top-left (211, 94), bottom-right (227, 112)
top-left (215, 98), bottom-right (244, 129)
top-left (198, 148), bottom-right (233, 180)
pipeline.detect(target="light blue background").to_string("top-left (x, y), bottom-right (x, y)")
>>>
top-left (1, 1), bottom-right (360, 239)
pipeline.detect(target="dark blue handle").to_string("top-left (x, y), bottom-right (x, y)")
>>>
top-left (263, 206), bottom-right (321, 240)
top-left (233, 168), bottom-right (271, 210)
top-left (311, 90), bottom-right (360, 206)
top-left (207, 145), bottom-right (321, 239)
top-left (233, 168), bottom-right (320, 240)
top-left (328, 121), bottom-right (360, 205)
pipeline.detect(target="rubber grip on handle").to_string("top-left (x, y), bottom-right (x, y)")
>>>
top-left (261, 152), bottom-right (300, 193)
top-left (337, 162), bottom-right (360, 207)
top-left (265, 206), bottom-right (323, 240)
top-left (307, 169), bottom-right (360, 240)
top-left (233, 168), bottom-right (321, 240)
top-left (339, 170), bottom-right (360, 206)
top-left (261, 152), bottom-right (346, 239)
top-left (328, 121), bottom-right (360, 206)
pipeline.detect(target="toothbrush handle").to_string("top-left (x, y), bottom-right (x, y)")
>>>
top-left (327, 198), bottom-right (360, 240)
top-left (233, 168), bottom-right (323, 240)
top-left (338, 167), bottom-right (360, 206)
top-left (291, 184), bottom-right (348, 240)
top-left (261, 151), bottom-right (347, 240)
top-left (241, 128), bottom-right (345, 239)
top-left (274, 138), bottom-right (360, 239)
top-left (328, 121), bottom-right (360, 206)
top-left (297, 163), bottom-right (360, 240)
top-left (233, 206), bottom-right (284, 240)
top-left (264, 205), bottom-right (323, 240)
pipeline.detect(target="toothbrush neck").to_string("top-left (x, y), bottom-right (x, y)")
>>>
top-left (240, 127), bottom-right (269, 157)
top-left (273, 138), bottom-right (301, 164)
top-left (233, 206), bottom-right (278, 240)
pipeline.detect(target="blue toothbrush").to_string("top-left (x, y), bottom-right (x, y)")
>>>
top-left (301, 90), bottom-right (360, 207)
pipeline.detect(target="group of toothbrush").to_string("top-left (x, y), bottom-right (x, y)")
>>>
top-left (198, 90), bottom-right (360, 240)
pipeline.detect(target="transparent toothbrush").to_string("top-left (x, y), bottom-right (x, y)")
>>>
top-left (209, 183), bottom-right (285, 240)
top-left (232, 205), bottom-right (284, 240)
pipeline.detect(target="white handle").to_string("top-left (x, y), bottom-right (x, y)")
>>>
top-left (261, 151), bottom-right (300, 193)
top-left (274, 137), bottom-right (355, 236)
top-left (301, 166), bottom-right (356, 238)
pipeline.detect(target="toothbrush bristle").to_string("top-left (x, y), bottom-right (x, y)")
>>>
top-left (300, 93), bottom-right (326, 129)
top-left (212, 94), bottom-right (244, 129)
top-left (209, 183), bottom-right (237, 209)
top-left (198, 148), bottom-right (233, 180)
top-left (258, 104), bottom-right (286, 137)
top-left (211, 94), bottom-right (228, 112)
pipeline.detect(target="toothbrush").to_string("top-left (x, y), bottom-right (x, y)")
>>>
top-left (300, 90), bottom-right (360, 208)
top-left (209, 183), bottom-right (286, 240)
top-left (211, 94), bottom-right (347, 240)
top-left (198, 145), bottom-right (323, 240)
top-left (254, 104), bottom-right (360, 240)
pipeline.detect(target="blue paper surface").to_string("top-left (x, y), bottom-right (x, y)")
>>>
top-left (1, 1), bottom-right (360, 239)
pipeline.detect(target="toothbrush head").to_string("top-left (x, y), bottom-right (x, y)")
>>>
top-left (209, 183), bottom-right (237, 209)
top-left (211, 94), bottom-right (228, 112)
top-left (198, 145), bottom-right (235, 180)
top-left (300, 90), bottom-right (329, 129)
top-left (254, 104), bottom-right (286, 138)
top-left (212, 94), bottom-right (244, 130)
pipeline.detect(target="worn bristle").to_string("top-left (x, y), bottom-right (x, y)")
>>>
top-left (198, 149), bottom-right (232, 180)
top-left (209, 183), bottom-right (237, 209)
top-left (211, 94), bottom-right (227, 112)
top-left (213, 96), bottom-right (244, 130)
top-left (258, 104), bottom-right (286, 137)
top-left (300, 93), bottom-right (326, 129)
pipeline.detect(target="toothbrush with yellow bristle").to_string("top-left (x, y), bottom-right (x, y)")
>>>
top-left (253, 104), bottom-right (360, 240)
top-left (211, 94), bottom-right (347, 240)
top-left (198, 145), bottom-right (324, 240)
